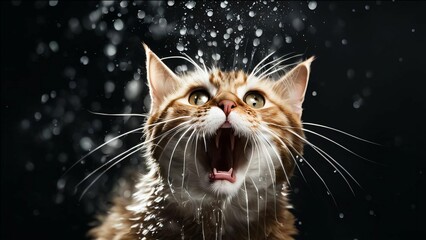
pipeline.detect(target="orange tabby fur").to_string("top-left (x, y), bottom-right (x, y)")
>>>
top-left (90, 45), bottom-right (313, 240)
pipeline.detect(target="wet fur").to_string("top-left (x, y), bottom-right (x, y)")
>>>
top-left (90, 46), bottom-right (313, 240)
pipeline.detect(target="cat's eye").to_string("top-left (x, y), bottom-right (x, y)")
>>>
top-left (244, 91), bottom-right (265, 109)
top-left (189, 90), bottom-right (210, 106)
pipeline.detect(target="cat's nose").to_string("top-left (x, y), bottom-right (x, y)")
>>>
top-left (218, 99), bottom-right (236, 117)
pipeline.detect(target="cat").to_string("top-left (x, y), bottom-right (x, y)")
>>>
top-left (89, 43), bottom-right (313, 240)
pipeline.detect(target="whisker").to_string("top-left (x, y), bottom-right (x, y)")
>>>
top-left (259, 125), bottom-right (308, 185)
top-left (63, 125), bottom-right (145, 177)
top-left (194, 133), bottom-right (200, 176)
top-left (79, 144), bottom-right (144, 200)
top-left (250, 52), bottom-right (300, 82)
top-left (261, 123), bottom-right (339, 205)
top-left (252, 135), bottom-right (278, 222)
top-left (182, 129), bottom-right (197, 193)
top-left (287, 144), bottom-right (338, 207)
top-left (257, 62), bottom-right (299, 81)
top-left (249, 176), bottom-right (260, 226)
top-left (167, 126), bottom-right (193, 197)
top-left (75, 141), bottom-right (145, 189)
top-left (256, 129), bottom-right (291, 186)
top-left (266, 122), bottom-right (380, 165)
top-left (247, 50), bottom-right (276, 81)
top-left (88, 110), bottom-right (148, 118)
top-left (243, 180), bottom-right (251, 240)
top-left (202, 131), bottom-right (207, 152)
top-left (144, 116), bottom-right (191, 128)
top-left (161, 55), bottom-right (206, 73)
top-left (303, 122), bottom-right (381, 146)
top-left (302, 128), bottom-right (379, 165)
top-left (255, 54), bottom-right (302, 80)
top-left (182, 52), bottom-right (209, 75)
top-left (285, 128), bottom-right (358, 195)
top-left (151, 120), bottom-right (192, 151)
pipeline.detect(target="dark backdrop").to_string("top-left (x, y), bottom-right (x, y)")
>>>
top-left (1, 1), bottom-right (425, 240)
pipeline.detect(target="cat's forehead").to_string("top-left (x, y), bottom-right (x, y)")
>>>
top-left (208, 69), bottom-right (248, 91)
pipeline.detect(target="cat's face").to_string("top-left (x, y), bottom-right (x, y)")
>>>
top-left (144, 44), bottom-right (312, 200)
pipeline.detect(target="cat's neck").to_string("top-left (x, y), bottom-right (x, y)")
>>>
top-left (127, 164), bottom-right (294, 239)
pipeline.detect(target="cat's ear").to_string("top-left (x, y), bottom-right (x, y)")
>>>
top-left (274, 57), bottom-right (314, 118)
top-left (143, 43), bottom-right (180, 112)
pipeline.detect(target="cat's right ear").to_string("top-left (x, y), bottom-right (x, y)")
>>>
top-left (143, 43), bottom-right (180, 112)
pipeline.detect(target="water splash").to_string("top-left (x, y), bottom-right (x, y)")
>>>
top-left (213, 206), bottom-right (224, 240)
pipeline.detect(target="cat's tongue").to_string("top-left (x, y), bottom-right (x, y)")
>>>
top-left (209, 168), bottom-right (235, 183)
top-left (208, 128), bottom-right (236, 183)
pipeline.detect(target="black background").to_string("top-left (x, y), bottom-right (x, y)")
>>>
top-left (1, 1), bottom-right (425, 240)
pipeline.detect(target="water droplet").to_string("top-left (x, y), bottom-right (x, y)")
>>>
top-left (249, 11), bottom-right (255, 17)
top-left (125, 79), bottom-right (142, 101)
top-left (292, 18), bottom-right (305, 31)
top-left (49, 0), bottom-right (58, 7)
top-left (113, 19), bottom-right (124, 31)
top-left (312, 91), bottom-right (317, 96)
top-left (167, 1), bottom-right (175, 6)
top-left (207, 10), bottom-right (213, 17)
top-left (80, 56), bottom-right (89, 65)
top-left (25, 161), bottom-right (35, 172)
top-left (80, 137), bottom-right (94, 151)
top-left (212, 53), bottom-right (221, 61)
top-left (308, 1), bottom-right (317, 10)
top-left (137, 10), bottom-right (146, 19)
top-left (339, 213), bottom-right (344, 218)
top-left (176, 43), bottom-right (184, 52)
top-left (34, 112), bottom-right (42, 121)
top-left (49, 41), bottom-right (59, 52)
top-left (185, 1), bottom-right (196, 9)
top-left (342, 38), bottom-right (348, 45)
top-left (104, 44), bottom-right (116, 57)
top-left (41, 94), bottom-right (49, 103)
top-left (253, 38), bottom-right (260, 46)
top-left (285, 36), bottom-right (292, 43)
top-left (255, 29), bottom-right (263, 37)
top-left (57, 178), bottom-right (66, 190)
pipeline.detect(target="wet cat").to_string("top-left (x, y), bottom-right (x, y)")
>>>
top-left (89, 44), bottom-right (313, 240)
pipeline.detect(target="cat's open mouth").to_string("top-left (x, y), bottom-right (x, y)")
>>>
top-left (206, 127), bottom-right (246, 183)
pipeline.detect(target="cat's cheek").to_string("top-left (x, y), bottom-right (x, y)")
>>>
top-left (227, 111), bottom-right (255, 135)
top-left (202, 107), bottom-right (226, 134)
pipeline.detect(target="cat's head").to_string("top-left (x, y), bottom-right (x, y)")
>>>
top-left (143, 44), bottom-right (312, 200)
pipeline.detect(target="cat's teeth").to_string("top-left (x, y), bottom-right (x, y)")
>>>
top-left (230, 134), bottom-right (235, 151)
top-left (213, 168), bottom-right (218, 174)
top-left (215, 130), bottom-right (221, 149)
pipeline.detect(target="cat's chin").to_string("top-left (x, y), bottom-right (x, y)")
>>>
top-left (207, 170), bottom-right (245, 197)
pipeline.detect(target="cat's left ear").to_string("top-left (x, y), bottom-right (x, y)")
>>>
top-left (143, 43), bottom-right (181, 112)
top-left (274, 57), bottom-right (314, 118)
